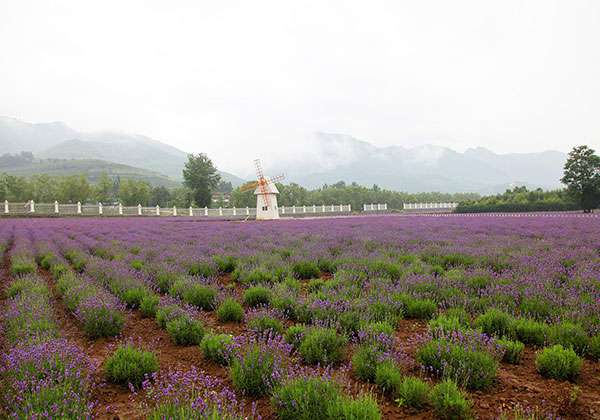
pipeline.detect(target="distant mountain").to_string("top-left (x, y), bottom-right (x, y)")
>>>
top-left (1, 117), bottom-right (568, 193)
top-left (0, 156), bottom-right (180, 188)
top-left (0, 116), bottom-right (245, 186)
top-left (273, 133), bottom-right (567, 194)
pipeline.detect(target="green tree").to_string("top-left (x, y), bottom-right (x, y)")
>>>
top-left (182, 154), bottom-right (221, 207)
top-left (119, 179), bottom-right (151, 206)
top-left (29, 174), bottom-right (59, 202)
top-left (230, 182), bottom-right (256, 208)
top-left (171, 186), bottom-right (194, 207)
top-left (149, 185), bottom-right (172, 207)
top-left (561, 145), bottom-right (600, 212)
top-left (94, 172), bottom-right (116, 203)
top-left (57, 175), bottom-right (91, 203)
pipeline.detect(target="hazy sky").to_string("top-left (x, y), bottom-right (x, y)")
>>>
top-left (1, 0), bottom-right (599, 173)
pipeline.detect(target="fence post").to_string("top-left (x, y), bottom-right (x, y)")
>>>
top-left (189, 206), bottom-right (193, 216)
top-left (138, 204), bottom-right (142, 216)
top-left (303, 205), bottom-right (306, 213)
top-left (281, 206), bottom-right (285, 214)
top-left (54, 200), bottom-right (59, 214)
top-left (4, 200), bottom-right (8, 214)
top-left (322, 204), bottom-right (325, 213)
top-left (219, 207), bottom-right (223, 216)
top-left (173, 206), bottom-right (177, 216)
top-left (118, 203), bottom-right (123, 215)
top-left (331, 204), bottom-right (334, 212)
top-left (204, 206), bottom-right (208, 216)
top-left (156, 205), bottom-right (160, 216)
top-left (77, 202), bottom-right (82, 214)
top-left (292, 205), bottom-right (296, 214)
top-left (313, 204), bottom-right (316, 213)
top-left (246, 206), bottom-right (249, 215)
top-left (233, 206), bottom-right (236, 216)
top-left (348, 204), bottom-right (351, 212)
top-left (99, 202), bottom-right (103, 215)
top-left (30, 200), bottom-right (35, 213)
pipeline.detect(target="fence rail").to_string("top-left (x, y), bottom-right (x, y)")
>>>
top-left (363, 203), bottom-right (388, 211)
top-left (1, 200), bottom-right (352, 218)
top-left (403, 202), bottom-right (457, 211)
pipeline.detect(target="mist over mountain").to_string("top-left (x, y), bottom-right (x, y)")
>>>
top-left (0, 116), bottom-right (245, 186)
top-left (265, 133), bottom-right (566, 194)
top-left (1, 117), bottom-right (567, 194)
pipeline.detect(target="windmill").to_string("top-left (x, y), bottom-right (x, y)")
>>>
top-left (239, 159), bottom-right (285, 220)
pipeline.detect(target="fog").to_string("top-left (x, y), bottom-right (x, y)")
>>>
top-left (1, 0), bottom-right (599, 174)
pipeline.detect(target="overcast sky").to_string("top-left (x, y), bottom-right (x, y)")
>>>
top-left (1, 0), bottom-right (599, 173)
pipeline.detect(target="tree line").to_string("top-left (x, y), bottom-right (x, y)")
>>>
top-left (231, 181), bottom-right (479, 210)
top-left (456, 145), bottom-right (600, 213)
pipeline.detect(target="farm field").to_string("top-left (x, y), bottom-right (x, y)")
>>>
top-left (0, 215), bottom-right (599, 419)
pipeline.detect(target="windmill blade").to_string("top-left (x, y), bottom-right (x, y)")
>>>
top-left (254, 159), bottom-right (265, 181)
top-left (239, 181), bottom-right (259, 192)
top-left (266, 174), bottom-right (285, 184)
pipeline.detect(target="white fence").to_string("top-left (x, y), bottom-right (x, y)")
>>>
top-left (403, 202), bottom-right (457, 211)
top-left (363, 203), bottom-right (388, 211)
top-left (1, 200), bottom-right (351, 218)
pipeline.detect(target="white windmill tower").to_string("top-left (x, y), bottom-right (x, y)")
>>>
top-left (239, 159), bottom-right (284, 220)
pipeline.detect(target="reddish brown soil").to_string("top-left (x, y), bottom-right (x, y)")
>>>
top-left (2, 258), bottom-right (599, 419)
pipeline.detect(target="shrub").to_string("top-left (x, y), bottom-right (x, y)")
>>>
top-left (216, 298), bottom-right (244, 322)
top-left (230, 343), bottom-right (280, 396)
top-left (404, 298), bottom-right (437, 320)
top-left (271, 377), bottom-right (342, 420)
top-left (535, 345), bottom-right (582, 381)
top-left (589, 335), bottom-right (600, 360)
top-left (430, 379), bottom-right (472, 420)
top-left (243, 286), bottom-right (272, 307)
top-left (187, 261), bottom-right (215, 278)
top-left (292, 261), bottom-right (321, 279)
top-left (200, 333), bottom-right (234, 365)
top-left (374, 361), bottom-right (402, 395)
top-left (10, 256), bottom-right (37, 276)
top-left (548, 322), bottom-right (589, 356)
top-left (284, 324), bottom-right (306, 348)
top-left (140, 294), bottom-right (160, 318)
top-left (363, 321), bottom-right (395, 338)
top-left (352, 344), bottom-right (382, 382)
top-left (165, 317), bottom-right (205, 345)
top-left (326, 393), bottom-right (382, 420)
top-left (80, 304), bottom-right (124, 339)
top-left (497, 338), bottom-right (524, 364)
top-left (474, 308), bottom-right (515, 338)
top-left (428, 313), bottom-right (469, 337)
top-left (213, 255), bottom-right (237, 273)
top-left (182, 284), bottom-right (217, 311)
top-left (154, 270), bottom-right (181, 293)
top-left (248, 314), bottom-right (284, 336)
top-left (105, 344), bottom-right (159, 387)
top-left (339, 310), bottom-right (362, 335)
top-left (416, 338), bottom-right (497, 390)
top-left (299, 327), bottom-right (347, 365)
top-left (396, 377), bottom-right (430, 409)
top-left (155, 305), bottom-right (186, 329)
top-left (513, 318), bottom-right (548, 347)
top-left (307, 278), bottom-right (326, 292)
top-left (130, 260), bottom-right (144, 271)
top-left (121, 287), bottom-right (148, 308)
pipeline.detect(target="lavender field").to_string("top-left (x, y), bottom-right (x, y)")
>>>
top-left (1, 215), bottom-right (599, 419)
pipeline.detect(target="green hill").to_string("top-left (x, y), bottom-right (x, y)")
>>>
top-left (0, 157), bottom-right (181, 187)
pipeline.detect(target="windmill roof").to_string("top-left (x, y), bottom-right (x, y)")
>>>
top-left (254, 182), bottom-right (279, 195)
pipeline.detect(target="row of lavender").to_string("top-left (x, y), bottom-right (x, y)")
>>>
top-left (2, 215), bottom-right (600, 418)
top-left (0, 228), bottom-right (94, 418)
